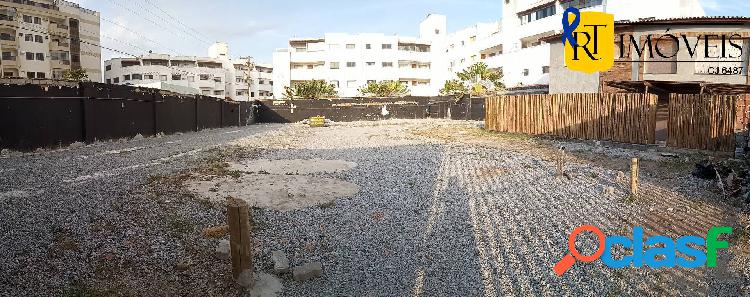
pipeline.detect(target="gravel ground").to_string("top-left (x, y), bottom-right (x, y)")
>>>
top-left (0, 119), bottom-right (748, 296)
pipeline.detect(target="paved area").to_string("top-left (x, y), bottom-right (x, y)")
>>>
top-left (0, 120), bottom-right (748, 296)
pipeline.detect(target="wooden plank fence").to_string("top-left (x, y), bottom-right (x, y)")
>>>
top-left (485, 93), bottom-right (658, 144)
top-left (668, 94), bottom-right (737, 152)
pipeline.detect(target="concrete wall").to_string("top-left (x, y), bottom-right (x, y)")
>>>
top-left (548, 42), bottom-right (600, 94)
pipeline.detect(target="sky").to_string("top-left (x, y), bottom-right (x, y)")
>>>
top-left (68, 0), bottom-right (749, 64)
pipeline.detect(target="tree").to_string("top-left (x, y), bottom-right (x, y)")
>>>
top-left (358, 80), bottom-right (409, 97)
top-left (62, 69), bottom-right (89, 82)
top-left (243, 59), bottom-right (256, 100)
top-left (283, 80), bottom-right (338, 99)
top-left (439, 79), bottom-right (469, 99)
top-left (453, 62), bottom-right (505, 96)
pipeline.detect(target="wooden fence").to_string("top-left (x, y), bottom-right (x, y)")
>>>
top-left (667, 94), bottom-right (738, 152)
top-left (485, 93), bottom-right (658, 144)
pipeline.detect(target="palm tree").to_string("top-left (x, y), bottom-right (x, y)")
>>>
top-left (457, 62), bottom-right (504, 89)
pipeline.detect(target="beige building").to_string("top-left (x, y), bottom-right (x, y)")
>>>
top-left (0, 0), bottom-right (101, 82)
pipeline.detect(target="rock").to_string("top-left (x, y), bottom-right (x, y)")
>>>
top-left (215, 239), bottom-right (230, 260)
top-left (133, 134), bottom-right (144, 140)
top-left (660, 152), bottom-right (679, 158)
top-left (271, 251), bottom-right (290, 274)
top-left (69, 142), bottom-right (85, 149)
top-left (603, 186), bottom-right (615, 196)
top-left (692, 161), bottom-right (717, 180)
top-left (616, 171), bottom-right (626, 183)
top-left (237, 269), bottom-right (255, 288)
top-left (0, 149), bottom-right (8, 155)
top-left (292, 262), bottom-right (323, 281)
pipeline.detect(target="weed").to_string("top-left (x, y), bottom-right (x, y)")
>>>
top-left (227, 170), bottom-right (243, 179)
top-left (623, 194), bottom-right (637, 204)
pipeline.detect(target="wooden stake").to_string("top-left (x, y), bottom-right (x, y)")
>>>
top-left (630, 158), bottom-right (639, 196)
top-left (556, 148), bottom-right (566, 178)
top-left (227, 197), bottom-right (252, 279)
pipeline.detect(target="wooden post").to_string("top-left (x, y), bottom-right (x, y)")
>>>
top-left (556, 147), bottom-right (566, 178)
top-left (227, 197), bottom-right (252, 279)
top-left (630, 158), bottom-right (639, 196)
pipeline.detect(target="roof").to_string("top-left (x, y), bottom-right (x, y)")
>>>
top-left (606, 80), bottom-right (750, 94)
top-left (541, 16), bottom-right (750, 43)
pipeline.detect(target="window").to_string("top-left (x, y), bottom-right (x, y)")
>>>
top-left (25, 52), bottom-right (33, 60)
top-left (329, 44), bottom-right (340, 50)
top-left (330, 62), bottom-right (339, 69)
top-left (307, 64), bottom-right (314, 69)
top-left (331, 80), bottom-right (339, 88)
top-left (520, 5), bottom-right (557, 24)
top-left (23, 15), bottom-right (32, 23)
top-left (366, 44), bottom-right (372, 49)
top-left (523, 69), bottom-right (529, 76)
top-left (113, 77), bottom-right (120, 83)
top-left (346, 62), bottom-right (356, 67)
top-left (382, 62), bottom-right (393, 67)
top-left (172, 74), bottom-right (182, 80)
top-left (237, 91), bottom-right (243, 96)
top-left (236, 76), bottom-right (243, 83)
top-left (1, 52), bottom-right (12, 60)
top-left (106, 79), bottom-right (111, 84)
top-left (35, 53), bottom-right (44, 61)
top-left (123, 75), bottom-right (131, 81)
top-left (132, 74), bottom-right (143, 80)
top-left (33, 17), bottom-right (41, 24)
top-left (105, 65), bottom-right (112, 71)
top-left (469, 36), bottom-right (477, 43)
top-left (562, 0), bottom-right (603, 10)
top-left (258, 79), bottom-right (264, 85)
top-left (213, 76), bottom-right (222, 82)
top-left (346, 44), bottom-right (355, 49)
top-left (251, 92), bottom-right (255, 97)
top-left (366, 62), bottom-right (375, 66)
top-left (24, 34), bottom-right (33, 42)
top-left (27, 72), bottom-right (35, 79)
top-left (144, 75), bottom-right (154, 80)
top-left (188, 76), bottom-right (195, 82)
top-left (202, 90), bottom-right (211, 95)
top-left (160, 75), bottom-right (167, 81)
top-left (542, 66), bottom-right (550, 74)
top-left (34, 35), bottom-right (43, 43)
top-left (435, 29), bottom-right (440, 35)
top-left (382, 44), bottom-right (392, 49)
top-left (200, 74), bottom-right (210, 80)
top-left (214, 90), bottom-right (223, 95)
top-left (347, 80), bottom-right (357, 88)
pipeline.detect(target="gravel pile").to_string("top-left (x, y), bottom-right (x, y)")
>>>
top-left (0, 119), bottom-right (747, 296)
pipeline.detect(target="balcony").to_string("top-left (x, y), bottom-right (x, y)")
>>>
top-left (290, 51), bottom-right (325, 63)
top-left (0, 38), bottom-right (17, 48)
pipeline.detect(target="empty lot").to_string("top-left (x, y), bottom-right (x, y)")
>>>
top-left (0, 120), bottom-right (748, 296)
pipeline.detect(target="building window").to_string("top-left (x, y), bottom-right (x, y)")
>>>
top-left (542, 66), bottom-right (550, 74)
top-left (331, 80), bottom-right (339, 88)
top-left (145, 75), bottom-right (154, 80)
top-left (330, 62), bottom-right (340, 69)
top-left (113, 77), bottom-right (120, 83)
top-left (106, 79), bottom-right (111, 84)
top-left (382, 62), bottom-right (393, 67)
top-left (382, 44), bottom-right (392, 50)
top-left (35, 53), bottom-right (44, 61)
top-left (213, 76), bottom-right (222, 82)
top-left (160, 75), bottom-right (168, 81)
top-left (124, 74), bottom-right (131, 81)
top-left (435, 29), bottom-right (440, 34)
top-left (347, 80), bottom-right (357, 88)
top-left (200, 74), bottom-right (210, 80)
top-left (23, 15), bottom-right (32, 23)
top-left (561, 0), bottom-right (603, 10)
top-left (34, 35), bottom-right (43, 43)
top-left (202, 90), bottom-right (211, 95)
top-left (132, 74), bottom-right (143, 80)
top-left (214, 90), bottom-right (223, 95)
top-left (33, 16), bottom-right (41, 24)
top-left (366, 62), bottom-right (375, 66)
top-left (105, 65), bottom-right (112, 71)
top-left (27, 72), bottom-right (35, 79)
top-left (366, 44), bottom-right (372, 49)
top-left (24, 34), bottom-right (33, 42)
top-left (523, 69), bottom-right (529, 76)
top-left (519, 5), bottom-right (557, 24)
top-left (172, 74), bottom-right (182, 80)
top-left (307, 64), bottom-right (314, 69)
top-left (346, 44), bottom-right (355, 49)
top-left (251, 92), bottom-right (255, 97)
top-left (346, 62), bottom-right (356, 67)
top-left (188, 76), bottom-right (195, 82)
top-left (25, 52), bottom-right (33, 60)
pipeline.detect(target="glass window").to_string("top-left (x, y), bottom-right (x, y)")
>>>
top-left (382, 62), bottom-right (393, 67)
top-left (25, 34), bottom-right (33, 42)
top-left (123, 75), bottom-right (130, 81)
top-left (330, 62), bottom-right (339, 69)
top-left (132, 74), bottom-right (143, 80)
top-left (34, 35), bottom-right (43, 43)
top-left (35, 53), bottom-right (44, 61)
top-left (382, 44), bottom-right (392, 49)
top-left (346, 62), bottom-right (356, 67)
top-left (346, 44), bottom-right (355, 49)
top-left (26, 52), bottom-right (34, 60)
top-left (160, 75), bottom-right (167, 81)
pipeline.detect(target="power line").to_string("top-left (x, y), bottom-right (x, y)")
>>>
top-left (103, 0), bottom-right (212, 47)
top-left (138, 0), bottom-right (213, 42)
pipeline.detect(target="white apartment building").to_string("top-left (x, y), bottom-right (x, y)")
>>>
top-left (0, 0), bottom-right (102, 81)
top-left (104, 42), bottom-right (272, 101)
top-left (273, 14), bottom-right (449, 98)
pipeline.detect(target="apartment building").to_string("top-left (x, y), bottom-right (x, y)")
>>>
top-left (0, 0), bottom-right (101, 81)
top-left (273, 14), bottom-right (449, 98)
top-left (104, 42), bottom-right (272, 101)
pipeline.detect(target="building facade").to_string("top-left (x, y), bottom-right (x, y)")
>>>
top-left (273, 14), bottom-right (448, 98)
top-left (547, 17), bottom-right (750, 94)
top-left (104, 42), bottom-right (272, 101)
top-left (0, 0), bottom-right (101, 81)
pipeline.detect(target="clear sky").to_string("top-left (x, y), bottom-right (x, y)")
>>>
top-left (68, 0), bottom-right (748, 63)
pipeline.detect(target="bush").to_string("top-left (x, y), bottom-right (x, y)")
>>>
top-left (358, 80), bottom-right (409, 97)
top-left (283, 80), bottom-right (338, 99)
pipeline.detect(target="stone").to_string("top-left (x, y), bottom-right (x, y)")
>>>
top-left (0, 149), bottom-right (8, 155)
top-left (271, 251), bottom-right (290, 274)
top-left (292, 262), bottom-right (323, 281)
top-left (237, 269), bottom-right (255, 288)
top-left (660, 152), bottom-right (679, 158)
top-left (603, 186), bottom-right (615, 196)
top-left (616, 171), bottom-right (626, 183)
top-left (132, 134), bottom-right (144, 140)
top-left (69, 142), bottom-right (85, 149)
top-left (215, 239), bottom-right (230, 260)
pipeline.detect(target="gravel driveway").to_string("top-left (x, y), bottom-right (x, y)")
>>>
top-left (0, 119), bottom-right (748, 296)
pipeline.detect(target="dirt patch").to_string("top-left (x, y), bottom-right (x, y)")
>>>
top-left (229, 159), bottom-right (357, 175)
